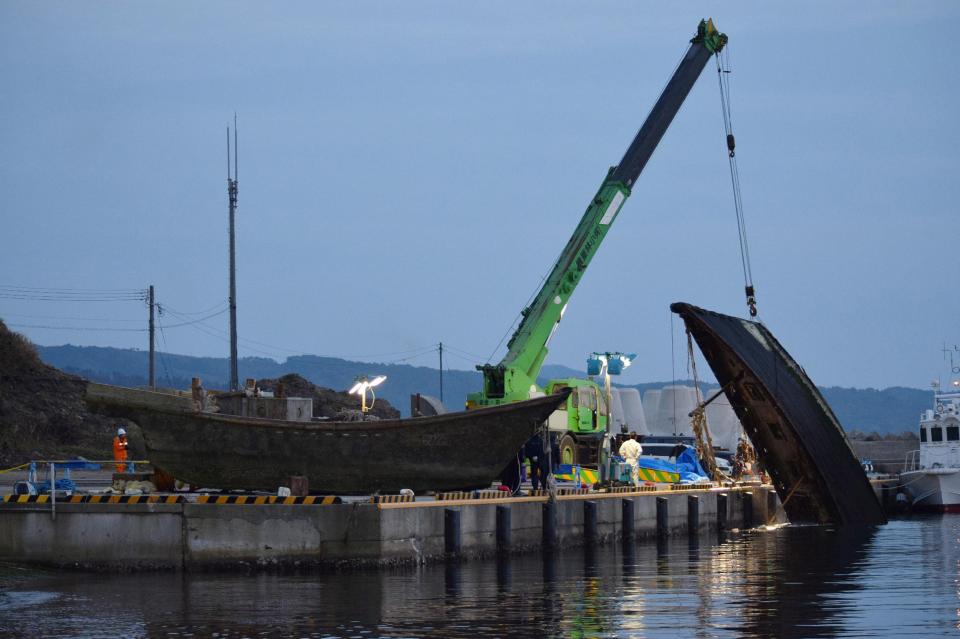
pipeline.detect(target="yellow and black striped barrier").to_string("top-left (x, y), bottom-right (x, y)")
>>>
top-left (669, 483), bottom-right (714, 491)
top-left (529, 487), bottom-right (592, 497)
top-left (3, 494), bottom-right (185, 504)
top-left (608, 485), bottom-right (657, 493)
top-left (83, 495), bottom-right (184, 504)
top-left (369, 494), bottom-right (414, 504)
top-left (473, 490), bottom-right (507, 500)
top-left (560, 487), bottom-right (591, 496)
top-left (436, 491), bottom-right (471, 501)
top-left (195, 495), bottom-right (341, 505)
top-left (3, 494), bottom-right (50, 504)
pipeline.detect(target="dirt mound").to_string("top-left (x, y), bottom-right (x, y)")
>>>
top-left (0, 319), bottom-right (119, 466)
top-left (257, 373), bottom-right (401, 420)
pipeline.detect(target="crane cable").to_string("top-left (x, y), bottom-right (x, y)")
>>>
top-left (716, 48), bottom-right (758, 318)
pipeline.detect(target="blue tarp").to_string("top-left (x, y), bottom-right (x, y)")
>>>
top-left (37, 478), bottom-right (76, 494)
top-left (676, 447), bottom-right (710, 481)
top-left (635, 453), bottom-right (709, 483)
top-left (57, 460), bottom-right (101, 471)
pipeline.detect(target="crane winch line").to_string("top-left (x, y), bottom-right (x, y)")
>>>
top-left (715, 48), bottom-right (758, 318)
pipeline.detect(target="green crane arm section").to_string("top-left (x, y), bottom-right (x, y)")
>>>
top-left (469, 19), bottom-right (726, 408)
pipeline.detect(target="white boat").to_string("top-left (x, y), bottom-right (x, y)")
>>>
top-left (901, 381), bottom-right (960, 511)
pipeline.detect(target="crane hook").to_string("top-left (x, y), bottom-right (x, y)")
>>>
top-left (745, 285), bottom-right (757, 317)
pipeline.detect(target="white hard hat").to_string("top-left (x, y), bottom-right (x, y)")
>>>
top-left (117, 427), bottom-right (126, 436)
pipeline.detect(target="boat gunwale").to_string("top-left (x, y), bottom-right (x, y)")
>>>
top-left (85, 382), bottom-right (571, 434)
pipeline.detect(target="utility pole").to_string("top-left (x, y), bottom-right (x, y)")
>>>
top-left (227, 116), bottom-right (239, 391)
top-left (148, 285), bottom-right (155, 389)
top-left (438, 342), bottom-right (444, 402)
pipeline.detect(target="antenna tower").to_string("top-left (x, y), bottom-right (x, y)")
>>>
top-left (227, 115), bottom-right (239, 390)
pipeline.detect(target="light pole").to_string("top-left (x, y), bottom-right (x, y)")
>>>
top-left (348, 375), bottom-right (387, 413)
top-left (587, 351), bottom-right (636, 482)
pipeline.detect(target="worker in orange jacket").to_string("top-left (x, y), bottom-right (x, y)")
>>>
top-left (113, 427), bottom-right (129, 473)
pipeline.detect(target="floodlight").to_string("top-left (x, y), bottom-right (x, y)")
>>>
top-left (348, 374), bottom-right (387, 413)
top-left (586, 356), bottom-right (603, 377)
top-left (607, 358), bottom-right (625, 376)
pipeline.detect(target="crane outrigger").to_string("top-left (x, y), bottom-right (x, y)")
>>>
top-left (466, 19), bottom-right (728, 465)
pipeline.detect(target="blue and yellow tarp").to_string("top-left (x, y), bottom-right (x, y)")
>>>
top-left (635, 466), bottom-right (680, 483)
top-left (554, 465), bottom-right (599, 485)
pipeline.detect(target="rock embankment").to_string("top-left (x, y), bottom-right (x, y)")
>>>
top-left (256, 373), bottom-right (400, 420)
top-left (0, 322), bottom-right (401, 467)
top-left (0, 319), bottom-right (117, 466)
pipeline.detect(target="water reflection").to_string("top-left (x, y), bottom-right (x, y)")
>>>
top-left (1, 518), bottom-right (956, 638)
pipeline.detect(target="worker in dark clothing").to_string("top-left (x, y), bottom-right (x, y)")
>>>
top-left (499, 453), bottom-right (522, 495)
top-left (550, 433), bottom-right (561, 473)
top-left (523, 432), bottom-right (549, 491)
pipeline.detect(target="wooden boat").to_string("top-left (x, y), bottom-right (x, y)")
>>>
top-left (84, 382), bottom-right (570, 495)
top-left (671, 303), bottom-right (886, 526)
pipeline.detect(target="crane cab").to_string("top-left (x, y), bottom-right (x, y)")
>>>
top-left (545, 378), bottom-right (608, 465)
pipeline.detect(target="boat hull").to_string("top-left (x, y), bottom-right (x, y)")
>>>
top-left (900, 468), bottom-right (960, 511)
top-left (671, 302), bottom-right (886, 526)
top-left (85, 383), bottom-right (569, 494)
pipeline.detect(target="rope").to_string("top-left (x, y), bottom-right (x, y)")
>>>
top-left (715, 49), bottom-right (758, 318)
top-left (0, 462), bottom-right (31, 474)
top-left (687, 330), bottom-right (719, 480)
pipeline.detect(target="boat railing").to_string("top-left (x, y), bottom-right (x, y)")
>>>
top-left (903, 450), bottom-right (920, 472)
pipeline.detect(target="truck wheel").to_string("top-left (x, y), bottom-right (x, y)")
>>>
top-left (559, 434), bottom-right (577, 466)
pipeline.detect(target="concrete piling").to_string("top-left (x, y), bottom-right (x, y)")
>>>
top-left (444, 507), bottom-right (461, 557)
top-left (656, 496), bottom-right (668, 538)
top-left (496, 505), bottom-right (511, 551)
top-left (717, 493), bottom-right (728, 531)
top-left (687, 494), bottom-right (699, 535)
top-left (584, 500), bottom-right (598, 545)
top-left (542, 500), bottom-right (557, 550)
top-left (621, 498), bottom-right (635, 541)
top-left (742, 491), bottom-right (754, 528)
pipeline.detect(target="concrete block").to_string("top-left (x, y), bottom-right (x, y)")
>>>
top-left (0, 504), bottom-right (182, 569)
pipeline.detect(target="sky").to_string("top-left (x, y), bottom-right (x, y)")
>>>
top-left (1, 2), bottom-right (958, 390)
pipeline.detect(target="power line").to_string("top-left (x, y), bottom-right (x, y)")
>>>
top-left (0, 293), bottom-right (146, 302)
top-left (159, 301), bottom-right (229, 316)
top-left (0, 285), bottom-right (146, 293)
top-left (156, 307), bottom-right (228, 329)
top-left (6, 323), bottom-right (147, 332)
top-left (0, 285), bottom-right (147, 303)
top-left (1, 312), bottom-right (145, 323)
top-left (442, 342), bottom-right (486, 362)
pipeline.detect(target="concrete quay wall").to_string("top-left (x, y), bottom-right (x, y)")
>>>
top-left (0, 487), bottom-right (779, 571)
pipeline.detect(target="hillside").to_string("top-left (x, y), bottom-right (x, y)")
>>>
top-left (36, 344), bottom-right (930, 433)
top-left (0, 321), bottom-right (121, 465)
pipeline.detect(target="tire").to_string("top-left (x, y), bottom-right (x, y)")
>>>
top-left (558, 433), bottom-right (577, 466)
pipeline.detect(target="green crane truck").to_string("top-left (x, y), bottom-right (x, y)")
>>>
top-left (466, 19), bottom-right (727, 466)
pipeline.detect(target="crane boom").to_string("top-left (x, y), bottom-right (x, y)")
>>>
top-left (469, 19), bottom-right (726, 408)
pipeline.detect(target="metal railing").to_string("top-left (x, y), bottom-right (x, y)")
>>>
top-left (903, 450), bottom-right (920, 473)
top-left (8, 459), bottom-right (152, 520)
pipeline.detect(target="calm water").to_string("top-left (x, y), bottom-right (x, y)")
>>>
top-left (0, 515), bottom-right (956, 638)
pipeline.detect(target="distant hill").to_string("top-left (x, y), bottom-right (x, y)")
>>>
top-left (36, 345), bottom-right (929, 433)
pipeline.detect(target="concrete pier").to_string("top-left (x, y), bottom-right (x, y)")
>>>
top-left (0, 486), bottom-right (777, 571)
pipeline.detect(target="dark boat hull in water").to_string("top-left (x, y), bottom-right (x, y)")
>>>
top-left (85, 383), bottom-right (569, 494)
top-left (671, 303), bottom-right (886, 526)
